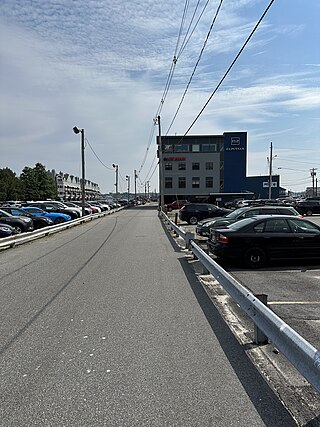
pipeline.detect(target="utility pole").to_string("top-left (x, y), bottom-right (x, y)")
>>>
top-left (134, 170), bottom-right (137, 202)
top-left (156, 115), bottom-right (164, 209)
top-left (310, 168), bottom-right (317, 196)
top-left (112, 164), bottom-right (119, 201)
top-left (126, 175), bottom-right (130, 204)
top-left (267, 142), bottom-right (277, 200)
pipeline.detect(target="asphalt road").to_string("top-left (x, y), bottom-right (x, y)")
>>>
top-left (0, 205), bottom-right (298, 426)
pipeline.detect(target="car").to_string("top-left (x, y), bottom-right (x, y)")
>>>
top-left (196, 205), bottom-right (302, 237)
top-left (0, 223), bottom-right (19, 238)
top-left (207, 215), bottom-right (320, 268)
top-left (294, 200), bottom-right (320, 216)
top-left (165, 200), bottom-right (189, 212)
top-left (22, 206), bottom-right (72, 224)
top-left (1, 206), bottom-right (54, 229)
top-left (0, 209), bottom-right (34, 233)
top-left (25, 202), bottom-right (79, 220)
top-left (179, 203), bottom-right (231, 225)
top-left (64, 201), bottom-right (92, 215)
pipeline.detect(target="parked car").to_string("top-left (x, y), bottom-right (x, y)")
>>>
top-left (179, 203), bottom-right (231, 225)
top-left (64, 201), bottom-right (92, 216)
top-left (0, 223), bottom-right (19, 238)
top-left (207, 215), bottom-right (320, 268)
top-left (165, 200), bottom-right (189, 212)
top-left (295, 200), bottom-right (320, 216)
top-left (1, 206), bottom-right (54, 229)
top-left (196, 205), bottom-right (302, 237)
top-left (25, 202), bottom-right (79, 220)
top-left (0, 209), bottom-right (34, 233)
top-left (22, 207), bottom-right (72, 224)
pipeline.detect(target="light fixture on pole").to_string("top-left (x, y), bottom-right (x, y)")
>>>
top-left (73, 126), bottom-right (86, 217)
top-left (112, 164), bottom-right (119, 201)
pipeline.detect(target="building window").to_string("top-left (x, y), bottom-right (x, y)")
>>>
top-left (206, 177), bottom-right (214, 188)
top-left (205, 162), bottom-right (213, 170)
top-left (165, 163), bottom-right (172, 170)
top-left (192, 177), bottom-right (200, 188)
top-left (202, 144), bottom-right (217, 152)
top-left (192, 144), bottom-right (200, 152)
top-left (163, 144), bottom-right (173, 152)
top-left (178, 162), bottom-right (186, 170)
top-left (165, 177), bottom-right (173, 188)
top-left (178, 177), bottom-right (186, 188)
top-left (175, 144), bottom-right (189, 152)
top-left (192, 162), bottom-right (200, 170)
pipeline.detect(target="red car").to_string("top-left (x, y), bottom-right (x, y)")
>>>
top-left (165, 200), bottom-right (189, 212)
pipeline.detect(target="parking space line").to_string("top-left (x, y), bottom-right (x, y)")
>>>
top-left (268, 301), bottom-right (320, 305)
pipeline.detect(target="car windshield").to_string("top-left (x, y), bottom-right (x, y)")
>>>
top-left (225, 207), bottom-right (250, 219)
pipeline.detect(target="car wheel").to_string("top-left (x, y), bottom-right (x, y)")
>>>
top-left (306, 209), bottom-right (313, 216)
top-left (54, 217), bottom-right (66, 225)
top-left (188, 215), bottom-right (199, 225)
top-left (244, 247), bottom-right (267, 268)
top-left (13, 224), bottom-right (23, 234)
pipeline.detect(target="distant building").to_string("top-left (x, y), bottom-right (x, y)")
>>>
top-left (158, 132), bottom-right (282, 204)
top-left (48, 170), bottom-right (100, 200)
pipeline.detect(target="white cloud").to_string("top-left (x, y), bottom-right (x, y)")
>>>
top-left (0, 0), bottom-right (319, 193)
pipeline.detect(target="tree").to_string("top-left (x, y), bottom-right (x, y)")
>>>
top-left (20, 163), bottom-right (57, 200)
top-left (0, 168), bottom-right (22, 201)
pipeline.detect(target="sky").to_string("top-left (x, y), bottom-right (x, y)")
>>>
top-left (0, 0), bottom-right (319, 196)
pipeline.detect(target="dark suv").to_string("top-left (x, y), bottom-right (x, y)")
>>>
top-left (179, 203), bottom-right (231, 225)
top-left (295, 200), bottom-right (320, 216)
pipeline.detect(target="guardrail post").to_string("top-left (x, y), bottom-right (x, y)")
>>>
top-left (185, 232), bottom-right (195, 250)
top-left (254, 294), bottom-right (269, 345)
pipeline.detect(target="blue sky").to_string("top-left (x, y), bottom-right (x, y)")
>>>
top-left (1, 0), bottom-right (319, 195)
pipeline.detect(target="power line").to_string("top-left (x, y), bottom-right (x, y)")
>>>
top-left (138, 0), bottom-right (209, 177)
top-left (85, 137), bottom-right (114, 171)
top-left (181, 0), bottom-right (275, 138)
top-left (165, 0), bottom-right (224, 135)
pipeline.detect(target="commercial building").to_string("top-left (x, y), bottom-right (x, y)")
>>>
top-left (158, 132), bottom-right (281, 205)
top-left (48, 169), bottom-right (100, 200)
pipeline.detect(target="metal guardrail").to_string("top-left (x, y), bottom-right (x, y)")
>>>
top-left (0, 207), bottom-right (123, 250)
top-left (160, 210), bottom-right (320, 392)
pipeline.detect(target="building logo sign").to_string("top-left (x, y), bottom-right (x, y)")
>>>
top-left (263, 181), bottom-right (277, 188)
top-left (225, 136), bottom-right (244, 151)
top-left (163, 157), bottom-right (186, 161)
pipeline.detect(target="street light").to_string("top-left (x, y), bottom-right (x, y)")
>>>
top-left (73, 126), bottom-right (86, 217)
top-left (126, 175), bottom-right (130, 204)
top-left (112, 164), bottom-right (119, 202)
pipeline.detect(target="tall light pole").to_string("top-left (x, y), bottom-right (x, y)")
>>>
top-left (267, 142), bottom-right (277, 199)
top-left (112, 164), bottom-right (119, 201)
top-left (126, 175), bottom-right (130, 204)
top-left (73, 126), bottom-right (86, 216)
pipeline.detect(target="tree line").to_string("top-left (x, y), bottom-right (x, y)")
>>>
top-left (0, 163), bottom-right (57, 201)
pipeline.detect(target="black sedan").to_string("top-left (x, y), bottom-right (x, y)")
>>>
top-left (207, 215), bottom-right (320, 268)
top-left (0, 223), bottom-right (19, 238)
top-left (0, 209), bottom-right (34, 233)
top-left (1, 206), bottom-right (54, 229)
